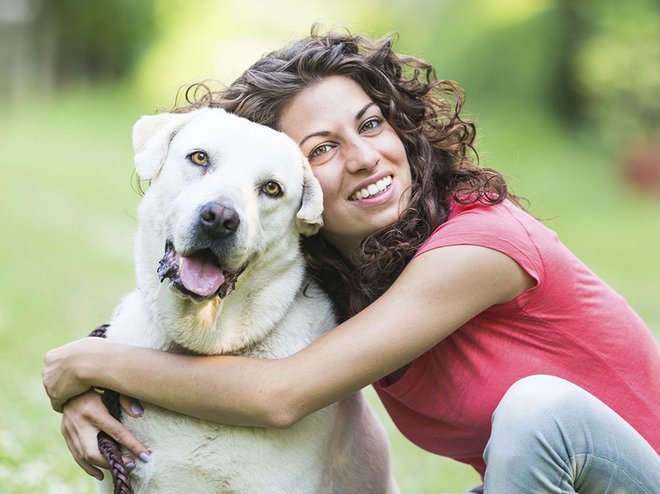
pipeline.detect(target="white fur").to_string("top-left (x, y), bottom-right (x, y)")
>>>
top-left (99, 108), bottom-right (399, 493)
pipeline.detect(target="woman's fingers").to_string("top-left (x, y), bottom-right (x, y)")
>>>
top-left (62, 422), bottom-right (106, 481)
top-left (61, 393), bottom-right (110, 477)
top-left (119, 394), bottom-right (144, 418)
top-left (95, 408), bottom-right (149, 461)
top-left (61, 391), bottom-right (149, 477)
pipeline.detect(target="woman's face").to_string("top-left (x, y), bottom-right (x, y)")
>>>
top-left (278, 76), bottom-right (412, 258)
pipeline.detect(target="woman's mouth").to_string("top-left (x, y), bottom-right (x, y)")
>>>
top-left (349, 175), bottom-right (393, 201)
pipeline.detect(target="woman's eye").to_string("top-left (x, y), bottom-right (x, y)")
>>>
top-left (310, 144), bottom-right (334, 159)
top-left (188, 151), bottom-right (209, 166)
top-left (360, 117), bottom-right (381, 132)
top-left (261, 181), bottom-right (282, 197)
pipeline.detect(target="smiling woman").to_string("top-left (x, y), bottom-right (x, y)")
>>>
top-left (279, 76), bottom-right (413, 259)
top-left (212, 30), bottom-right (509, 319)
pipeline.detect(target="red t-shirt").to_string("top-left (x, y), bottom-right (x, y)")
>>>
top-left (373, 200), bottom-right (660, 478)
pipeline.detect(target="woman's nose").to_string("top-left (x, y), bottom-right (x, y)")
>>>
top-left (344, 138), bottom-right (379, 173)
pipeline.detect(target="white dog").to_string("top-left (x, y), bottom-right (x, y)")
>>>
top-left (100, 107), bottom-right (398, 493)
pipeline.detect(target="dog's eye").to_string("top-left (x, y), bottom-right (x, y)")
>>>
top-left (261, 181), bottom-right (282, 197)
top-left (188, 151), bottom-right (208, 166)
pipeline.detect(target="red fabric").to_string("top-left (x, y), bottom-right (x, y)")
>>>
top-left (373, 200), bottom-right (660, 478)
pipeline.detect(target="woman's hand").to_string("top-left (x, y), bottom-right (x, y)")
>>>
top-left (43, 337), bottom-right (112, 411)
top-left (61, 390), bottom-right (149, 480)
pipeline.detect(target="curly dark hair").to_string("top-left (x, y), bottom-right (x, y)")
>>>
top-left (180, 26), bottom-right (513, 320)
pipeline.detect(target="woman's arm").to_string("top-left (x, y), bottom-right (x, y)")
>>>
top-left (44, 245), bottom-right (533, 427)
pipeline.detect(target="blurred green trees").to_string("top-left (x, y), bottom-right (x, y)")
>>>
top-left (4, 0), bottom-right (658, 143)
top-left (38, 0), bottom-right (157, 81)
top-left (0, 0), bottom-right (156, 100)
top-left (389, 0), bottom-right (660, 139)
top-left (571, 0), bottom-right (660, 138)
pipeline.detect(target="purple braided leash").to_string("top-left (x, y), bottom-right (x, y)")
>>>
top-left (89, 324), bottom-right (134, 494)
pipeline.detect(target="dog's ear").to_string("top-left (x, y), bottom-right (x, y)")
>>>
top-left (296, 158), bottom-right (324, 237)
top-left (132, 110), bottom-right (201, 180)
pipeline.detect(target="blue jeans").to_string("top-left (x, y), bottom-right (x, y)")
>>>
top-left (479, 375), bottom-right (660, 493)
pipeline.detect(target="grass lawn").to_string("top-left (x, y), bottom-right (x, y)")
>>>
top-left (0, 86), bottom-right (657, 493)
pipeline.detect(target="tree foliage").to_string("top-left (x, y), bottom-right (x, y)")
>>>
top-left (37, 0), bottom-right (157, 81)
top-left (571, 0), bottom-right (660, 137)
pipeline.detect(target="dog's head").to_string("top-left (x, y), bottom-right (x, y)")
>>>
top-left (132, 107), bottom-right (323, 302)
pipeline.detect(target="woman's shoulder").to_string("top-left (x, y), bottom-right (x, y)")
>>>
top-left (420, 199), bottom-right (543, 253)
top-left (416, 199), bottom-right (549, 285)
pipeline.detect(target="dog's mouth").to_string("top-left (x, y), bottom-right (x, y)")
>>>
top-left (157, 241), bottom-right (244, 300)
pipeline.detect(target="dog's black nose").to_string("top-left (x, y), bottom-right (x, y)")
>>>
top-left (199, 202), bottom-right (240, 236)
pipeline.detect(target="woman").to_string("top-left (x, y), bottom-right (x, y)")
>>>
top-left (43, 28), bottom-right (660, 492)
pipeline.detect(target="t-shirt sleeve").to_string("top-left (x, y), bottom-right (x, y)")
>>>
top-left (414, 201), bottom-right (544, 285)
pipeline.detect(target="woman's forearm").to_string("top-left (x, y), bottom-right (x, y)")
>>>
top-left (79, 343), bottom-right (297, 428)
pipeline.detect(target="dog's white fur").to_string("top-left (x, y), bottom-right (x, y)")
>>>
top-left (100, 108), bottom-right (398, 493)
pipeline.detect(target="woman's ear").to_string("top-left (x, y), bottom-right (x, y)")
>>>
top-left (132, 110), bottom-right (206, 180)
top-left (296, 157), bottom-right (324, 236)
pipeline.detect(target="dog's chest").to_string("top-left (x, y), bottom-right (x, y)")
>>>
top-left (108, 286), bottom-right (339, 493)
top-left (125, 404), bottom-right (336, 493)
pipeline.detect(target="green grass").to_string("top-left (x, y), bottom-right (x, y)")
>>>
top-left (0, 87), bottom-right (657, 493)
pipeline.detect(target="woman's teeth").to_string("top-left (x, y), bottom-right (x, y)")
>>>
top-left (350, 176), bottom-right (393, 201)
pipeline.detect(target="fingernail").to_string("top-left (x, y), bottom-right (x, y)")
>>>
top-left (126, 461), bottom-right (136, 471)
top-left (139, 452), bottom-right (151, 462)
top-left (131, 403), bottom-right (144, 415)
top-left (95, 472), bottom-right (104, 481)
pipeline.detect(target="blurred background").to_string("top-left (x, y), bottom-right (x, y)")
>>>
top-left (0, 0), bottom-right (658, 492)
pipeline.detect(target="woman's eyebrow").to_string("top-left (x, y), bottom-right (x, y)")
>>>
top-left (299, 131), bottom-right (331, 148)
top-left (355, 102), bottom-right (377, 120)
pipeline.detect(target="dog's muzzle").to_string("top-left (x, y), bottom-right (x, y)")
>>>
top-left (157, 201), bottom-right (246, 300)
top-left (158, 241), bottom-right (244, 300)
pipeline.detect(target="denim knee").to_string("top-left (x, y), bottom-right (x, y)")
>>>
top-left (485, 374), bottom-right (574, 463)
top-left (483, 374), bottom-right (660, 493)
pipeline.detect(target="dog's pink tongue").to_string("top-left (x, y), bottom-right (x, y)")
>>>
top-left (179, 252), bottom-right (225, 297)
